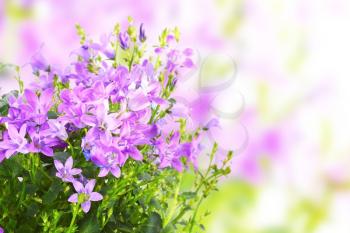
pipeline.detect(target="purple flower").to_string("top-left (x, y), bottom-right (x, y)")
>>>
top-left (0, 124), bottom-right (28, 158)
top-left (139, 23), bottom-right (146, 42)
top-left (30, 51), bottom-right (49, 73)
top-left (83, 149), bottom-right (91, 161)
top-left (0, 226), bottom-right (3, 233)
top-left (27, 134), bottom-right (56, 157)
top-left (155, 132), bottom-right (190, 172)
top-left (30, 74), bottom-right (54, 91)
top-left (119, 32), bottom-right (129, 50)
top-left (41, 119), bottom-right (68, 141)
top-left (127, 90), bottom-right (150, 111)
top-left (54, 156), bottom-right (82, 182)
top-left (98, 165), bottom-right (121, 178)
top-left (91, 147), bottom-right (122, 178)
top-left (81, 104), bottom-right (119, 132)
top-left (68, 179), bottom-right (103, 213)
top-left (23, 88), bottom-right (53, 125)
top-left (204, 118), bottom-right (220, 130)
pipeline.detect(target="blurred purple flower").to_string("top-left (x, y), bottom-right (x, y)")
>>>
top-left (139, 23), bottom-right (146, 42)
top-left (30, 52), bottom-right (49, 73)
top-left (119, 32), bottom-right (130, 50)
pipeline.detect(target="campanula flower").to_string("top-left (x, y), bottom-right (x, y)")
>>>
top-left (27, 133), bottom-right (56, 157)
top-left (68, 179), bottom-right (103, 213)
top-left (43, 119), bottom-right (68, 141)
top-left (54, 156), bottom-right (82, 182)
top-left (30, 51), bottom-right (49, 73)
top-left (139, 23), bottom-right (146, 42)
top-left (23, 88), bottom-right (53, 125)
top-left (118, 32), bottom-right (129, 50)
top-left (0, 124), bottom-right (28, 158)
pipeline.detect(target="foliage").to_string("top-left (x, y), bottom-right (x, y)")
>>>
top-left (0, 18), bottom-right (233, 232)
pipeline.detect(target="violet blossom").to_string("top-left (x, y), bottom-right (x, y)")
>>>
top-left (139, 23), bottom-right (146, 42)
top-left (119, 32), bottom-right (129, 50)
top-left (23, 88), bottom-right (53, 125)
top-left (27, 133), bottom-right (56, 157)
top-left (0, 124), bottom-right (28, 159)
top-left (68, 179), bottom-right (103, 213)
top-left (54, 156), bottom-right (82, 182)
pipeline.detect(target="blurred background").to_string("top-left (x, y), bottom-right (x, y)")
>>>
top-left (1, 0), bottom-right (350, 232)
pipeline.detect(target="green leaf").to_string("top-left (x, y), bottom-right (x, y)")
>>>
top-left (142, 212), bottom-right (162, 233)
top-left (79, 213), bottom-right (101, 233)
top-left (54, 152), bottom-right (70, 161)
top-left (0, 90), bottom-right (19, 116)
top-left (181, 191), bottom-right (197, 199)
top-left (48, 111), bottom-right (58, 119)
top-left (42, 180), bottom-right (63, 205)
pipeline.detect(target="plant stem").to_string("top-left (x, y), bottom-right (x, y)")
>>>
top-left (66, 140), bottom-right (75, 156)
top-left (163, 173), bottom-right (182, 227)
top-left (128, 47), bottom-right (136, 71)
top-left (189, 196), bottom-right (204, 233)
top-left (29, 153), bottom-right (39, 184)
top-left (68, 204), bottom-right (79, 233)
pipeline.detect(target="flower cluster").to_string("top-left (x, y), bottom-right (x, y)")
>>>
top-left (0, 89), bottom-right (66, 159)
top-left (0, 21), bottom-right (214, 215)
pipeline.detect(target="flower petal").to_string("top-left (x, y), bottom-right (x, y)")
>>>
top-left (89, 192), bottom-right (103, 202)
top-left (40, 88), bottom-right (54, 112)
top-left (65, 156), bottom-right (73, 170)
top-left (70, 168), bottom-right (82, 175)
top-left (54, 160), bottom-right (64, 171)
top-left (73, 181), bottom-right (84, 193)
top-left (7, 124), bottom-right (19, 141)
top-left (98, 168), bottom-right (109, 177)
top-left (19, 124), bottom-right (27, 138)
top-left (129, 147), bottom-right (143, 161)
top-left (5, 149), bottom-right (16, 159)
top-left (41, 146), bottom-right (54, 157)
top-left (68, 193), bottom-right (78, 203)
top-left (24, 89), bottom-right (38, 110)
top-left (81, 201), bottom-right (91, 213)
top-left (111, 166), bottom-right (121, 178)
top-left (85, 179), bottom-right (96, 193)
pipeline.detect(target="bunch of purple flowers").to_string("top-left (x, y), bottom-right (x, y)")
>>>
top-left (0, 20), bottom-right (216, 218)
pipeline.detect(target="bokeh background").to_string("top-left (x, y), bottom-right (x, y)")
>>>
top-left (1, 0), bottom-right (350, 232)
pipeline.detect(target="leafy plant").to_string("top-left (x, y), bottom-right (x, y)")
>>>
top-left (0, 18), bottom-right (232, 232)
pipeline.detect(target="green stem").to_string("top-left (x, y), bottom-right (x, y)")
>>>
top-left (68, 204), bottom-right (79, 233)
top-left (163, 173), bottom-right (182, 227)
top-left (189, 196), bottom-right (204, 233)
top-left (128, 47), bottom-right (136, 71)
top-left (29, 153), bottom-right (39, 183)
top-left (66, 140), bottom-right (75, 156)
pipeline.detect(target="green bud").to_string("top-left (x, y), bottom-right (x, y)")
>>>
top-left (75, 24), bottom-right (86, 45)
top-left (114, 23), bottom-right (121, 35)
top-left (174, 26), bottom-right (180, 42)
top-left (127, 16), bottom-right (134, 24)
